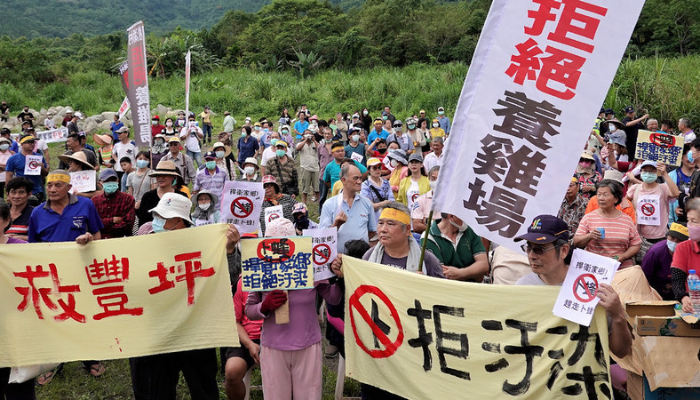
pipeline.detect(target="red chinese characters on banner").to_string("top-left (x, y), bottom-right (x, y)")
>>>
top-left (506, 0), bottom-right (608, 100)
top-left (148, 251), bottom-right (215, 306)
top-left (14, 264), bottom-right (86, 323)
top-left (130, 47), bottom-right (147, 86)
top-left (85, 255), bottom-right (144, 320)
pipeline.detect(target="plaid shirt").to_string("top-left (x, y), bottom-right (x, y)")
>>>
top-left (557, 194), bottom-right (589, 235)
top-left (91, 191), bottom-right (136, 239)
top-left (266, 157), bottom-right (299, 197)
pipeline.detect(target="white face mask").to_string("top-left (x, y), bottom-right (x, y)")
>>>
top-left (390, 159), bottom-right (398, 168)
top-left (449, 218), bottom-right (468, 232)
top-left (199, 203), bottom-right (211, 211)
top-left (429, 181), bottom-right (437, 190)
top-left (608, 123), bottom-right (616, 132)
top-left (245, 166), bottom-right (255, 175)
top-left (433, 123), bottom-right (439, 128)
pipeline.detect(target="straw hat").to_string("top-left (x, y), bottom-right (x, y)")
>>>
top-left (149, 160), bottom-right (183, 178)
top-left (93, 133), bottom-right (113, 146)
top-left (209, 141), bottom-right (231, 157)
top-left (58, 150), bottom-right (94, 170)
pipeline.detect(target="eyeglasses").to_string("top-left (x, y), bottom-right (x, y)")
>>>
top-left (169, 143), bottom-right (180, 146)
top-left (521, 243), bottom-right (561, 255)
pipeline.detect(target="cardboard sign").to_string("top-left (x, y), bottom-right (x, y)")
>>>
top-left (220, 181), bottom-right (264, 234)
top-left (264, 205), bottom-right (283, 224)
top-left (240, 236), bottom-right (313, 291)
top-left (343, 256), bottom-right (613, 399)
top-left (350, 151), bottom-right (363, 163)
top-left (303, 227), bottom-right (338, 282)
top-left (69, 170), bottom-right (97, 193)
top-left (553, 249), bottom-right (620, 326)
top-left (635, 130), bottom-right (685, 166)
top-left (0, 224), bottom-right (238, 367)
top-left (36, 127), bottom-right (69, 144)
top-left (636, 194), bottom-right (661, 226)
top-left (23, 155), bottom-right (43, 176)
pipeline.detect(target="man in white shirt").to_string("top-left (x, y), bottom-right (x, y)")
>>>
top-left (180, 115), bottom-right (204, 167)
top-left (423, 137), bottom-right (444, 172)
top-left (112, 126), bottom-right (137, 182)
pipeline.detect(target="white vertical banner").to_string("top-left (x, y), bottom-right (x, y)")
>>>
top-left (432, 0), bottom-right (645, 251)
top-left (126, 21), bottom-right (151, 148)
top-left (118, 97), bottom-right (131, 120)
top-left (185, 50), bottom-right (191, 117)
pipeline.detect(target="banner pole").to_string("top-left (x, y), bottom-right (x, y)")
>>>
top-left (417, 209), bottom-right (434, 273)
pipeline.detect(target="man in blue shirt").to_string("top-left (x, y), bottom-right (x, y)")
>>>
top-left (437, 106), bottom-right (451, 135)
top-left (110, 115), bottom-right (125, 143)
top-left (5, 134), bottom-right (48, 203)
top-left (367, 118), bottom-right (390, 144)
top-left (320, 163), bottom-right (376, 253)
top-left (293, 113), bottom-right (309, 141)
top-left (323, 142), bottom-right (367, 190)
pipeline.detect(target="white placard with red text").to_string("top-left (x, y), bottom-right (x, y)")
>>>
top-left (303, 227), bottom-right (338, 282)
top-left (23, 155), bottom-right (43, 176)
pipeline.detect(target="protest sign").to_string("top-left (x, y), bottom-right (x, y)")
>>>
top-left (36, 127), bottom-right (69, 144)
top-left (69, 170), bottom-right (97, 193)
top-left (636, 195), bottom-right (661, 226)
top-left (23, 155), bottom-right (43, 176)
top-left (126, 21), bottom-right (151, 147)
top-left (0, 224), bottom-right (238, 367)
top-left (553, 249), bottom-right (619, 326)
top-left (118, 96), bottom-right (130, 120)
top-left (264, 205), bottom-right (284, 224)
top-left (240, 236), bottom-right (313, 291)
top-left (432, 0), bottom-right (645, 252)
top-left (343, 256), bottom-right (612, 399)
top-left (634, 130), bottom-right (684, 166)
top-left (303, 227), bottom-right (338, 282)
top-left (350, 151), bottom-right (363, 163)
top-left (220, 181), bottom-right (264, 234)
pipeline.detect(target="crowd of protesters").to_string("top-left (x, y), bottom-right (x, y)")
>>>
top-left (0, 102), bottom-right (699, 400)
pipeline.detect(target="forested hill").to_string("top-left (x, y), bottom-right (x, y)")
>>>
top-left (2, 0), bottom-right (265, 38)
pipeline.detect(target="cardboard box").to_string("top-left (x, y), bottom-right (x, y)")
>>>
top-left (637, 316), bottom-right (700, 337)
top-left (628, 372), bottom-right (700, 400)
top-left (625, 301), bottom-right (677, 327)
top-left (627, 371), bottom-right (644, 400)
top-left (634, 336), bottom-right (700, 391)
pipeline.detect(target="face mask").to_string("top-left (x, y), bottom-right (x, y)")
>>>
top-left (433, 123), bottom-right (439, 128)
top-left (377, 148), bottom-right (387, 154)
top-left (245, 166), bottom-right (255, 175)
top-left (383, 116), bottom-right (388, 120)
top-left (152, 120), bottom-right (158, 125)
top-left (241, 132), bottom-right (247, 138)
top-left (667, 240), bottom-right (678, 253)
top-left (263, 128), bottom-right (269, 134)
top-left (438, 111), bottom-right (445, 116)
top-left (641, 172), bottom-right (657, 183)
top-left (102, 182), bottom-right (119, 194)
top-left (152, 216), bottom-right (167, 233)
top-left (276, 149), bottom-right (286, 157)
top-left (330, 124), bottom-right (337, 131)
top-left (352, 134), bottom-right (360, 142)
top-left (270, 138), bottom-right (279, 146)
top-left (449, 218), bottom-right (468, 232)
top-left (215, 151), bottom-right (225, 159)
top-left (255, 126), bottom-right (261, 131)
top-left (0, 144), bottom-right (9, 151)
top-left (172, 178), bottom-right (177, 186)
top-left (429, 181), bottom-right (437, 190)
top-left (363, 110), bottom-right (369, 116)
top-left (205, 161), bottom-right (216, 170)
top-left (688, 150), bottom-right (695, 164)
top-left (199, 203), bottom-right (211, 211)
top-left (608, 123), bottom-right (617, 132)
top-left (136, 159), bottom-right (149, 169)
top-left (689, 225), bottom-right (700, 242)
top-left (166, 122), bottom-right (173, 127)
top-left (189, 121), bottom-right (195, 127)
top-left (281, 129), bottom-right (289, 135)
top-left (390, 159), bottom-right (398, 168)
top-left (408, 124), bottom-right (416, 130)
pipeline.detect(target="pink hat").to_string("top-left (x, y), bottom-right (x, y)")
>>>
top-left (265, 218), bottom-right (295, 237)
top-left (262, 174), bottom-right (280, 192)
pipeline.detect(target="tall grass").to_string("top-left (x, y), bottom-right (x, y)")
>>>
top-left (6, 56), bottom-right (700, 128)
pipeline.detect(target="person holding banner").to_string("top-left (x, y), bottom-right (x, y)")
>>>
top-left (514, 215), bottom-right (632, 359)
top-left (424, 212), bottom-right (488, 282)
top-left (6, 178), bottom-right (34, 240)
top-left (627, 160), bottom-right (680, 242)
top-left (246, 217), bottom-right (342, 400)
top-left (5, 134), bottom-right (48, 203)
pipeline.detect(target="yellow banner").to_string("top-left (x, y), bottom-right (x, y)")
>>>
top-left (240, 237), bottom-right (313, 291)
top-left (0, 224), bottom-right (238, 367)
top-left (343, 257), bottom-right (611, 399)
top-left (634, 129), bottom-right (685, 166)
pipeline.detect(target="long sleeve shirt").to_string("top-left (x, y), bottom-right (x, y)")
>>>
top-left (91, 191), bottom-right (135, 238)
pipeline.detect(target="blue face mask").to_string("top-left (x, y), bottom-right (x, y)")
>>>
top-left (270, 138), bottom-right (279, 146)
top-left (276, 149), bottom-right (286, 157)
top-left (688, 150), bottom-right (695, 164)
top-left (667, 240), bottom-right (678, 253)
top-left (205, 161), bottom-right (216, 170)
top-left (241, 132), bottom-right (247, 138)
top-left (152, 216), bottom-right (167, 233)
top-left (102, 182), bottom-right (119, 194)
top-left (136, 159), bottom-right (149, 169)
top-left (641, 171), bottom-right (658, 183)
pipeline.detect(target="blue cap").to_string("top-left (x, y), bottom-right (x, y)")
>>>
top-left (99, 168), bottom-right (118, 181)
top-left (515, 215), bottom-right (570, 243)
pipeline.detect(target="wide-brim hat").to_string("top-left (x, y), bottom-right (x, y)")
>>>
top-left (149, 192), bottom-right (193, 225)
top-left (579, 151), bottom-right (595, 161)
top-left (58, 150), bottom-right (94, 170)
top-left (608, 119), bottom-right (625, 130)
top-left (210, 141), bottom-right (232, 157)
top-left (265, 218), bottom-right (295, 237)
top-left (262, 174), bottom-right (280, 191)
top-left (243, 157), bottom-right (259, 169)
top-left (149, 160), bottom-right (183, 178)
top-left (603, 169), bottom-right (623, 183)
top-left (93, 133), bottom-right (112, 146)
top-left (191, 189), bottom-right (219, 207)
top-left (608, 132), bottom-right (626, 147)
top-left (387, 149), bottom-right (408, 165)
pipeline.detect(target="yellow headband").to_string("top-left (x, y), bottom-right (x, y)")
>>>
top-left (669, 223), bottom-right (689, 237)
top-left (379, 208), bottom-right (411, 225)
top-left (20, 136), bottom-right (35, 144)
top-left (47, 174), bottom-right (71, 184)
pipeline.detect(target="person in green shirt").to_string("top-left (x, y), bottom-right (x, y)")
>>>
top-left (424, 212), bottom-right (489, 282)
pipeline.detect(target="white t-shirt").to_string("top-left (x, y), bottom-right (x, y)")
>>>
top-left (112, 141), bottom-right (137, 172)
top-left (44, 118), bottom-right (56, 129)
top-left (34, 139), bottom-right (48, 155)
top-left (406, 180), bottom-right (420, 211)
top-left (180, 126), bottom-right (202, 153)
top-left (261, 146), bottom-right (293, 167)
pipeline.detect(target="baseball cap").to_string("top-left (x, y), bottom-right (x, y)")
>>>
top-left (605, 108), bottom-right (615, 115)
top-left (203, 151), bottom-right (216, 160)
top-left (515, 215), bottom-right (571, 243)
top-left (99, 169), bottom-right (118, 181)
top-left (292, 203), bottom-right (308, 215)
top-left (624, 106), bottom-right (635, 113)
top-left (640, 160), bottom-right (658, 169)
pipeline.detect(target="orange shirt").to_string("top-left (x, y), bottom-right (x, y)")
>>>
top-left (585, 195), bottom-right (636, 224)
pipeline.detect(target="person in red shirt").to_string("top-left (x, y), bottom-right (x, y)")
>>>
top-left (151, 115), bottom-right (165, 137)
top-left (672, 198), bottom-right (700, 312)
top-left (224, 277), bottom-right (263, 400)
top-left (91, 169), bottom-right (135, 238)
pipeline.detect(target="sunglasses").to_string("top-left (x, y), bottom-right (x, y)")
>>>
top-left (169, 143), bottom-right (180, 146)
top-left (521, 243), bottom-right (562, 255)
